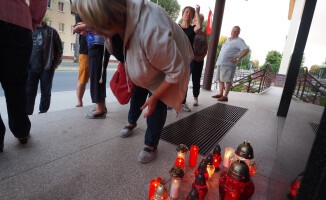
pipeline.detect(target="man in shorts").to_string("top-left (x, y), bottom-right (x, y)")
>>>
top-left (212, 26), bottom-right (249, 101)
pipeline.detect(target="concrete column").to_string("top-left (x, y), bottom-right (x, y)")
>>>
top-left (278, 0), bottom-right (306, 75)
top-left (277, 0), bottom-right (317, 117)
top-left (202, 0), bottom-right (226, 90)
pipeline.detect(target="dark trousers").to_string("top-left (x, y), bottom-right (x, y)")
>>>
top-left (0, 21), bottom-right (32, 143)
top-left (190, 60), bottom-right (204, 98)
top-left (88, 44), bottom-right (109, 103)
top-left (128, 86), bottom-right (167, 148)
top-left (182, 60), bottom-right (195, 104)
top-left (26, 69), bottom-right (55, 115)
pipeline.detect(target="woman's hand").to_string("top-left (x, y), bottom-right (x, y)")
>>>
top-left (195, 5), bottom-right (200, 14)
top-left (141, 95), bottom-right (158, 118)
top-left (193, 5), bottom-right (202, 34)
top-left (73, 22), bottom-right (88, 34)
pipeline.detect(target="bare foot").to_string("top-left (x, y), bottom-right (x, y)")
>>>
top-left (76, 104), bottom-right (83, 107)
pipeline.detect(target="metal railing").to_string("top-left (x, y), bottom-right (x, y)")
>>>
top-left (231, 63), bottom-right (276, 93)
top-left (293, 67), bottom-right (326, 106)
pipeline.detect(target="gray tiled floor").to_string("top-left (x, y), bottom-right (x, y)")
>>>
top-left (0, 87), bottom-right (323, 199)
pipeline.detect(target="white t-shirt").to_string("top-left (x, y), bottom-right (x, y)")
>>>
top-left (217, 37), bottom-right (248, 67)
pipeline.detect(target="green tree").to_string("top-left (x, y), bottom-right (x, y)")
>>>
top-left (309, 65), bottom-right (320, 73)
top-left (237, 47), bottom-right (251, 69)
top-left (202, 20), bottom-right (207, 34)
top-left (44, 15), bottom-right (50, 25)
top-left (253, 60), bottom-right (259, 68)
top-left (265, 50), bottom-right (282, 65)
top-left (214, 35), bottom-right (228, 64)
top-left (263, 50), bottom-right (282, 72)
top-left (151, 0), bottom-right (180, 21)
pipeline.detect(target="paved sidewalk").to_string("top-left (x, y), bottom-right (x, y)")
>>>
top-left (0, 87), bottom-right (323, 199)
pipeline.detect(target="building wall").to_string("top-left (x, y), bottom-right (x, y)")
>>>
top-left (46, 0), bottom-right (76, 59)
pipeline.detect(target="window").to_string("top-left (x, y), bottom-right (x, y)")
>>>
top-left (58, 2), bottom-right (65, 12)
top-left (62, 42), bottom-right (65, 51)
top-left (47, 0), bottom-right (52, 9)
top-left (71, 25), bottom-right (74, 34)
top-left (59, 23), bottom-right (65, 32)
top-left (47, 20), bottom-right (52, 27)
top-left (71, 43), bottom-right (76, 52)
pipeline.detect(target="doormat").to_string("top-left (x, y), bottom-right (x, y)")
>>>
top-left (309, 122), bottom-right (319, 134)
top-left (160, 103), bottom-right (247, 155)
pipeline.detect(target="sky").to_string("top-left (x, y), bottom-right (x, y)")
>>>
top-left (175, 0), bottom-right (326, 68)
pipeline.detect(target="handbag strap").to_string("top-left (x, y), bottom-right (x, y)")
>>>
top-left (124, 39), bottom-right (132, 92)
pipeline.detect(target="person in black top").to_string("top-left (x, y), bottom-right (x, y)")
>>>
top-left (75, 14), bottom-right (89, 107)
top-left (178, 5), bottom-right (202, 112)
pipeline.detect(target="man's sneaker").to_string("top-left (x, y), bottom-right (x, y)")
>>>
top-left (138, 147), bottom-right (157, 163)
top-left (120, 124), bottom-right (137, 138)
top-left (182, 104), bottom-right (191, 112)
top-left (193, 100), bottom-right (198, 106)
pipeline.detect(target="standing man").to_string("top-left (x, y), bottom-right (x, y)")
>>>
top-left (212, 26), bottom-right (249, 101)
top-left (75, 14), bottom-right (89, 107)
top-left (0, 0), bottom-right (47, 152)
top-left (26, 21), bottom-right (63, 115)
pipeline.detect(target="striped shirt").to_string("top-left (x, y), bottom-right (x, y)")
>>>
top-left (0, 0), bottom-right (47, 31)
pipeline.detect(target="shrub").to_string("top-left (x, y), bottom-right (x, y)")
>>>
top-left (232, 85), bottom-right (244, 92)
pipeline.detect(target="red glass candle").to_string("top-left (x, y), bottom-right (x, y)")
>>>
top-left (175, 157), bottom-right (185, 169)
top-left (189, 145), bottom-right (199, 167)
top-left (212, 144), bottom-right (222, 169)
top-left (148, 177), bottom-right (163, 200)
top-left (291, 173), bottom-right (303, 198)
top-left (192, 172), bottom-right (208, 200)
top-left (219, 172), bottom-right (255, 200)
top-left (195, 169), bottom-right (209, 181)
top-left (213, 154), bottom-right (222, 169)
top-left (195, 161), bottom-right (209, 181)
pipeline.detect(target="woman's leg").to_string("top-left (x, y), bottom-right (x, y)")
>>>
top-left (192, 60), bottom-right (204, 98)
top-left (127, 86), bottom-right (149, 125)
top-left (144, 94), bottom-right (167, 149)
top-left (88, 45), bottom-right (109, 114)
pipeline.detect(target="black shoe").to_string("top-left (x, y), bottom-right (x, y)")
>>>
top-left (91, 107), bottom-right (108, 114)
top-left (85, 112), bottom-right (106, 119)
top-left (0, 144), bottom-right (3, 153)
top-left (18, 135), bottom-right (30, 144)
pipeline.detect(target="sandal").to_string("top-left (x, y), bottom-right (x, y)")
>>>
top-left (218, 96), bottom-right (228, 101)
top-left (212, 94), bottom-right (223, 98)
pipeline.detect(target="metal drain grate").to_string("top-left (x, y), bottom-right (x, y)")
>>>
top-left (161, 103), bottom-right (247, 155)
top-left (309, 122), bottom-right (319, 134)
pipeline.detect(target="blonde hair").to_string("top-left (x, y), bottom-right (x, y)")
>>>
top-left (72, 0), bottom-right (127, 35)
top-left (182, 6), bottom-right (195, 20)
